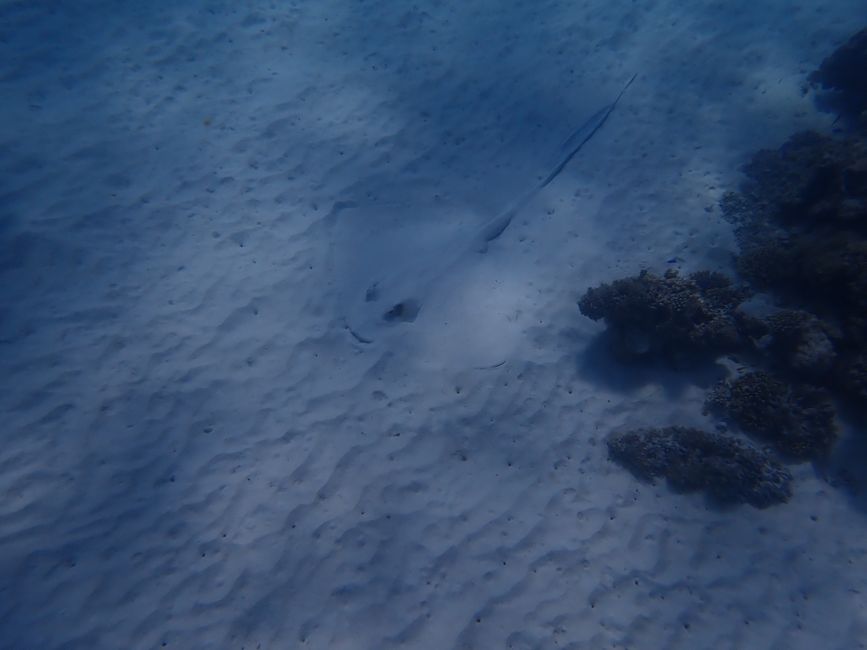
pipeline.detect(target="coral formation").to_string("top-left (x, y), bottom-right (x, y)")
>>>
top-left (809, 27), bottom-right (867, 127)
top-left (721, 129), bottom-right (867, 407)
top-left (592, 31), bottom-right (867, 504)
top-left (721, 131), bottom-right (867, 240)
top-left (578, 269), bottom-right (749, 364)
top-left (759, 309), bottom-right (838, 379)
top-left (705, 371), bottom-right (837, 461)
top-left (607, 426), bottom-right (792, 508)
top-left (836, 351), bottom-right (867, 405)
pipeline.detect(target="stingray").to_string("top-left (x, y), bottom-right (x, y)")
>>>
top-left (333, 74), bottom-right (636, 349)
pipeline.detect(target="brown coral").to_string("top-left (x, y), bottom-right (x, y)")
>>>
top-left (607, 426), bottom-right (792, 508)
top-left (578, 269), bottom-right (749, 365)
top-left (705, 371), bottom-right (837, 461)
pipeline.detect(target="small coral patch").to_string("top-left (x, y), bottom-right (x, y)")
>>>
top-left (607, 426), bottom-right (792, 508)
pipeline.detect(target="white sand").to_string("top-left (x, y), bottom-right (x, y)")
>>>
top-left (1, 1), bottom-right (865, 648)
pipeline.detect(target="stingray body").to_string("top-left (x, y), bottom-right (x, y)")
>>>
top-left (335, 75), bottom-right (636, 348)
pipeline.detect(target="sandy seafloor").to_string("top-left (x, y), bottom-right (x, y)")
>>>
top-left (1, 1), bottom-right (866, 649)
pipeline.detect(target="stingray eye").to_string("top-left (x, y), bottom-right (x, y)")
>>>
top-left (383, 299), bottom-right (420, 323)
top-left (365, 283), bottom-right (379, 302)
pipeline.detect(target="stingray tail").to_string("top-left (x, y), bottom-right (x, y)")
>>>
top-left (541, 73), bottom-right (637, 189)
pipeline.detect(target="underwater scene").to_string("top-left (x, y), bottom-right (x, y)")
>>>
top-left (0, 1), bottom-right (865, 648)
